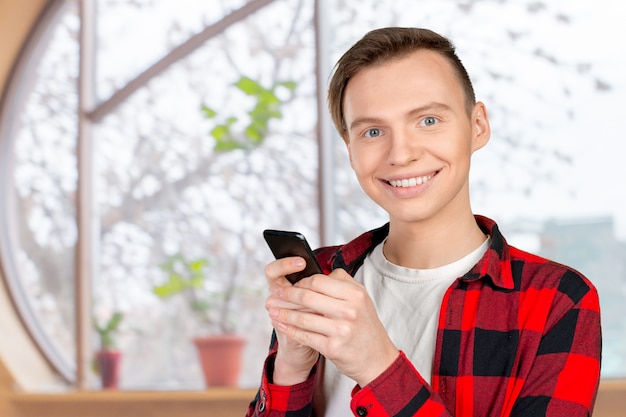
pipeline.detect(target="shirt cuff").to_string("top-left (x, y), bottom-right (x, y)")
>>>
top-left (351, 351), bottom-right (430, 415)
top-left (255, 352), bottom-right (318, 415)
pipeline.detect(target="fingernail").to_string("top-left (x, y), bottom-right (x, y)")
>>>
top-left (269, 308), bottom-right (278, 318)
top-left (294, 258), bottom-right (305, 267)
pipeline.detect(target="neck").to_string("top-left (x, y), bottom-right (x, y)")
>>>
top-left (384, 212), bottom-right (486, 269)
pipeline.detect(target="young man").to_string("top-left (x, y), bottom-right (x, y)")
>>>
top-left (247, 27), bottom-right (601, 417)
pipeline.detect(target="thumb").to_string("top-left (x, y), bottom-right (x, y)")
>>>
top-left (328, 267), bottom-right (353, 282)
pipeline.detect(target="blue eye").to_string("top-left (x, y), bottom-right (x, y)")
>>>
top-left (421, 116), bottom-right (437, 126)
top-left (364, 128), bottom-right (382, 138)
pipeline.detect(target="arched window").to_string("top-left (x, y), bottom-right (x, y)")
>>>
top-left (1, 0), bottom-right (624, 391)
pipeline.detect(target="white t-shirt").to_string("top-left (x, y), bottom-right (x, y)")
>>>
top-left (314, 237), bottom-right (490, 416)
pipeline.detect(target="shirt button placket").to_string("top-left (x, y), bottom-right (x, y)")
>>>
top-left (258, 389), bottom-right (267, 414)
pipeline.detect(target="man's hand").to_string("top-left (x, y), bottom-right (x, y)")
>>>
top-left (268, 266), bottom-right (400, 387)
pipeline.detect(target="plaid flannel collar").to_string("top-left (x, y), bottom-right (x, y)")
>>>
top-left (329, 215), bottom-right (515, 290)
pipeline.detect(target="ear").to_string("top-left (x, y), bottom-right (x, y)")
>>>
top-left (344, 136), bottom-right (354, 168)
top-left (470, 101), bottom-right (490, 152)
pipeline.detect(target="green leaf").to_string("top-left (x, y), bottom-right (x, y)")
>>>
top-left (278, 80), bottom-right (297, 91)
top-left (210, 125), bottom-right (229, 141)
top-left (258, 91), bottom-right (280, 106)
top-left (202, 76), bottom-right (298, 153)
top-left (235, 76), bottom-right (264, 96)
top-left (189, 258), bottom-right (208, 272)
top-left (105, 312), bottom-right (123, 332)
top-left (93, 312), bottom-right (124, 350)
top-left (245, 125), bottom-right (262, 143)
top-left (214, 140), bottom-right (244, 152)
top-left (200, 104), bottom-right (217, 119)
top-left (153, 275), bottom-right (186, 298)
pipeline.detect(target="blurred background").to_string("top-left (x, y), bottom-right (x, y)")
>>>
top-left (0, 0), bottom-right (624, 397)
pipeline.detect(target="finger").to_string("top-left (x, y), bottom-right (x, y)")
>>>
top-left (264, 257), bottom-right (307, 285)
top-left (271, 309), bottom-right (331, 349)
top-left (276, 322), bottom-right (325, 351)
top-left (295, 270), bottom-right (362, 302)
top-left (271, 305), bottom-right (332, 333)
top-left (265, 292), bottom-right (302, 312)
top-left (272, 285), bottom-right (358, 337)
top-left (278, 283), bottom-right (331, 312)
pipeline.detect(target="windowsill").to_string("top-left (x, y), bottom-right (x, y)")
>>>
top-left (3, 388), bottom-right (258, 417)
top-left (2, 381), bottom-right (625, 417)
top-left (593, 379), bottom-right (626, 417)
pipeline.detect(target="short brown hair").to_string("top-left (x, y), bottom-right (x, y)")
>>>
top-left (327, 27), bottom-right (476, 139)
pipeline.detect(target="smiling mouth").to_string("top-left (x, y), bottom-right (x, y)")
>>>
top-left (388, 173), bottom-right (436, 188)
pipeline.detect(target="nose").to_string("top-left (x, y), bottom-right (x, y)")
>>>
top-left (386, 128), bottom-right (421, 166)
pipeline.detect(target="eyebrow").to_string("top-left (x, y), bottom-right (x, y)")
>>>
top-left (348, 102), bottom-right (453, 132)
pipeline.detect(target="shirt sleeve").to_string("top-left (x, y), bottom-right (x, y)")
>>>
top-left (350, 351), bottom-right (452, 417)
top-left (509, 273), bottom-right (602, 416)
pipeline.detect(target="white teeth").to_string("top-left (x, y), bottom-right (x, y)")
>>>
top-left (389, 175), bottom-right (432, 188)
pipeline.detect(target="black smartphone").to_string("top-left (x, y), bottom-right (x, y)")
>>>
top-left (263, 229), bottom-right (323, 284)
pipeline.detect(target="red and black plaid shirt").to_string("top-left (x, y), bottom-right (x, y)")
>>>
top-left (247, 215), bottom-right (601, 416)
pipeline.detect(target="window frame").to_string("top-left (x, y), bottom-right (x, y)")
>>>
top-left (0, 0), bottom-right (75, 381)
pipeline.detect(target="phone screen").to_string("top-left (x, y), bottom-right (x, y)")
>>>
top-left (263, 229), bottom-right (323, 284)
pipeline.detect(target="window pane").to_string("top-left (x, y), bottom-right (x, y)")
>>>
top-left (95, 0), bottom-right (250, 101)
top-left (93, 0), bottom-right (316, 388)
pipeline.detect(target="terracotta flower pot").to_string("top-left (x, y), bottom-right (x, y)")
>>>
top-left (193, 334), bottom-right (246, 387)
top-left (96, 349), bottom-right (122, 389)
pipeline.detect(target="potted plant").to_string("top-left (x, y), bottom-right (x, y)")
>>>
top-left (93, 312), bottom-right (124, 389)
top-left (149, 76), bottom-right (295, 387)
top-left (153, 253), bottom-right (247, 387)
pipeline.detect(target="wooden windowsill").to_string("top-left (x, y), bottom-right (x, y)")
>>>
top-left (3, 388), bottom-right (258, 417)
top-left (3, 370), bottom-right (623, 416)
top-left (594, 379), bottom-right (626, 417)
top-left (2, 381), bottom-right (626, 417)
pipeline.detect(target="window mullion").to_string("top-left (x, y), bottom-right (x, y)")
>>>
top-left (76, 0), bottom-right (96, 390)
top-left (314, 0), bottom-right (336, 246)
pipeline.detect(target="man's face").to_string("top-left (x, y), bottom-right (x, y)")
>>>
top-left (342, 49), bottom-right (490, 227)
